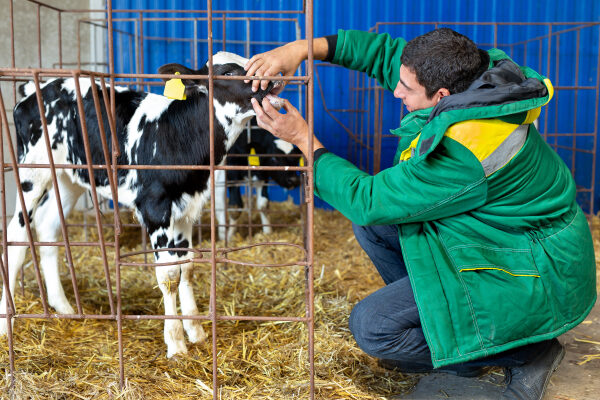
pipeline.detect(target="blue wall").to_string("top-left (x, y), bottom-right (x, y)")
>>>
top-left (110, 1), bottom-right (600, 211)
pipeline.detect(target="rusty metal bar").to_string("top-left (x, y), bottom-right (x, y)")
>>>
top-left (0, 89), bottom-right (15, 386)
top-left (207, 1), bottom-right (219, 397)
top-left (58, 11), bottom-right (62, 68)
top-left (591, 27), bottom-right (600, 213)
top-left (1, 80), bottom-right (49, 317)
top-left (139, 12), bottom-right (145, 90)
top-left (5, 313), bottom-right (310, 322)
top-left (10, 0), bottom-right (16, 104)
top-left (305, 0), bottom-right (315, 397)
top-left (0, 89), bottom-right (17, 318)
top-left (77, 74), bottom-right (116, 315)
top-left (543, 24), bottom-right (552, 141)
top-left (33, 72), bottom-right (83, 315)
top-left (102, 0), bottom-right (125, 388)
top-left (572, 30), bottom-right (580, 176)
top-left (37, 5), bottom-right (42, 68)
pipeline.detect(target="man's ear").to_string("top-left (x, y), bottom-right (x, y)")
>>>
top-left (438, 88), bottom-right (451, 98)
top-left (438, 88), bottom-right (450, 99)
top-left (432, 88), bottom-right (451, 105)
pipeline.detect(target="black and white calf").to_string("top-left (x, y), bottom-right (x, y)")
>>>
top-left (215, 121), bottom-right (302, 241)
top-left (0, 52), bottom-right (284, 358)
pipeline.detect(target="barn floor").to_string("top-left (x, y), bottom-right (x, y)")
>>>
top-left (0, 202), bottom-right (599, 399)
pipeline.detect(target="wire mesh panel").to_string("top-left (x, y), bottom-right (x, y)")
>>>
top-left (0, 1), bottom-right (316, 398)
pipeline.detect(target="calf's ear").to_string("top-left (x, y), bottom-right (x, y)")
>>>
top-left (158, 63), bottom-right (203, 86)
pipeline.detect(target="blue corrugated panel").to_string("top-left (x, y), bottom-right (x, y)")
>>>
top-left (110, 1), bottom-right (600, 211)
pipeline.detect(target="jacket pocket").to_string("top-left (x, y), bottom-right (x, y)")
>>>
top-left (530, 208), bottom-right (596, 324)
top-left (447, 244), bottom-right (552, 347)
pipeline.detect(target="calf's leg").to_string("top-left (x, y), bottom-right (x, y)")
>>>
top-left (150, 217), bottom-right (205, 357)
top-left (34, 173), bottom-right (85, 314)
top-left (256, 183), bottom-right (272, 234)
top-left (172, 219), bottom-right (206, 344)
top-left (0, 171), bottom-right (52, 335)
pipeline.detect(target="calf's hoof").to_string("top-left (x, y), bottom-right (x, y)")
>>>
top-left (184, 320), bottom-right (207, 344)
top-left (51, 301), bottom-right (75, 315)
top-left (166, 341), bottom-right (189, 358)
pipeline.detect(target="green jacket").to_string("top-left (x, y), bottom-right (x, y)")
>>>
top-left (315, 29), bottom-right (597, 367)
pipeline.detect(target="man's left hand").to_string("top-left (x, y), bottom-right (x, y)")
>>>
top-left (251, 97), bottom-right (323, 156)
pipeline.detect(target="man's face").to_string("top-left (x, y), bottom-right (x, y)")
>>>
top-left (393, 65), bottom-right (443, 113)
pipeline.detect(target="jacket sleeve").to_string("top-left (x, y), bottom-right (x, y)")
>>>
top-left (332, 29), bottom-right (406, 92)
top-left (313, 137), bottom-right (488, 225)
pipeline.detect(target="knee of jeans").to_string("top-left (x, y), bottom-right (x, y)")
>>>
top-left (351, 223), bottom-right (369, 247)
top-left (349, 300), bottom-right (386, 357)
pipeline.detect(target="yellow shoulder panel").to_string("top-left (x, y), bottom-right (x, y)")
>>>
top-left (445, 119), bottom-right (519, 162)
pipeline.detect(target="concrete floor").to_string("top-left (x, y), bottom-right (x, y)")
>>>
top-left (395, 298), bottom-right (600, 400)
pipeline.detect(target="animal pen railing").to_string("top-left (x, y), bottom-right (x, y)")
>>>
top-left (317, 21), bottom-right (600, 215)
top-left (0, 1), bottom-right (316, 398)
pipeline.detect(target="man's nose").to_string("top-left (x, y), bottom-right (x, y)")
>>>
top-left (393, 84), bottom-right (403, 99)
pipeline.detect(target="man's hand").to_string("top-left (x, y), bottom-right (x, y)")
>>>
top-left (251, 97), bottom-right (324, 156)
top-left (244, 42), bottom-right (306, 93)
top-left (245, 37), bottom-right (330, 93)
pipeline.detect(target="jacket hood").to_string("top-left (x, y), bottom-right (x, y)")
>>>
top-left (428, 59), bottom-right (548, 122)
top-left (413, 52), bottom-right (553, 160)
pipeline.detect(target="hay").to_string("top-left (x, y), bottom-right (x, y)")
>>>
top-left (3, 208), bottom-right (598, 398)
top-left (1, 202), bottom-right (419, 399)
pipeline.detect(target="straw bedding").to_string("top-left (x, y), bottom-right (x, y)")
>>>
top-left (1, 204), bottom-right (599, 399)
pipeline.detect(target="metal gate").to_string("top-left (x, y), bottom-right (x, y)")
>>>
top-left (0, 1), bottom-right (317, 398)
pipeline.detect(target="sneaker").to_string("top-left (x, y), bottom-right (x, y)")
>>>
top-left (377, 358), bottom-right (484, 377)
top-left (501, 338), bottom-right (565, 400)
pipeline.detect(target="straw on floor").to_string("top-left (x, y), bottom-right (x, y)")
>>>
top-left (1, 203), bottom-right (599, 399)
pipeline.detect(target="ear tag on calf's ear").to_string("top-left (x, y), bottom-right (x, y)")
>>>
top-left (299, 156), bottom-right (305, 167)
top-left (164, 72), bottom-right (187, 100)
top-left (248, 148), bottom-right (260, 166)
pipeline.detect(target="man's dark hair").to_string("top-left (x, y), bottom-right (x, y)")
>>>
top-left (401, 28), bottom-right (489, 98)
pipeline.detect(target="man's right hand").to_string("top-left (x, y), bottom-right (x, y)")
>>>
top-left (244, 41), bottom-right (307, 93)
top-left (244, 37), bottom-right (330, 93)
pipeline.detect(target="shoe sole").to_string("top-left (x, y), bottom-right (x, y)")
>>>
top-left (538, 343), bottom-right (566, 400)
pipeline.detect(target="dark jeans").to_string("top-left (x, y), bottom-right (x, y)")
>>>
top-left (349, 223), bottom-right (549, 369)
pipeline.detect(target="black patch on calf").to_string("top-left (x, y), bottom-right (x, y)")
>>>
top-left (156, 233), bottom-right (168, 248)
top-left (38, 190), bottom-right (49, 207)
top-left (21, 181), bottom-right (33, 192)
top-left (138, 115), bottom-right (147, 132)
top-left (168, 238), bottom-right (190, 257)
top-left (153, 232), bottom-right (169, 259)
top-left (18, 209), bottom-right (34, 227)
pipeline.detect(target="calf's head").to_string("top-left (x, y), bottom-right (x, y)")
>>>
top-left (250, 127), bottom-right (302, 189)
top-left (158, 52), bottom-right (284, 124)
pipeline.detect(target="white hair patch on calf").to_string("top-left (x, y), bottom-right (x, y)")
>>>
top-left (211, 51), bottom-right (250, 67)
top-left (274, 139), bottom-right (294, 155)
top-left (61, 78), bottom-right (94, 100)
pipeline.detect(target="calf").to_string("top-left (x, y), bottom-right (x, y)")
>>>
top-left (215, 122), bottom-right (302, 241)
top-left (0, 52), bottom-right (283, 358)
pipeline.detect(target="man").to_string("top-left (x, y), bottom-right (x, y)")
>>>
top-left (246, 28), bottom-right (596, 400)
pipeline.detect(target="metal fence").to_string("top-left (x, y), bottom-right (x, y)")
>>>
top-left (0, 1), bottom-right (316, 398)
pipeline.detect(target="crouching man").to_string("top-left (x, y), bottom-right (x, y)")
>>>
top-left (247, 28), bottom-right (596, 400)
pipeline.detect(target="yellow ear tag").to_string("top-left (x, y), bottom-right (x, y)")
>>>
top-left (248, 148), bottom-right (260, 166)
top-left (164, 71), bottom-right (187, 100)
top-left (299, 156), bottom-right (305, 167)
